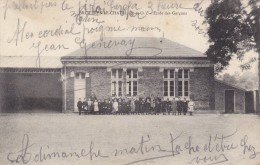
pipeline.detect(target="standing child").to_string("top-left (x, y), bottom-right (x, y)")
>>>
top-left (77, 98), bottom-right (83, 115)
top-left (112, 99), bottom-right (118, 114)
top-left (171, 98), bottom-right (177, 115)
top-left (94, 100), bottom-right (99, 114)
top-left (140, 98), bottom-right (146, 114)
top-left (83, 98), bottom-right (88, 115)
top-left (107, 100), bottom-right (113, 114)
top-left (165, 98), bottom-right (171, 115)
top-left (130, 97), bottom-right (136, 114)
top-left (188, 99), bottom-right (195, 116)
top-left (150, 95), bottom-right (156, 114)
top-left (87, 98), bottom-right (93, 114)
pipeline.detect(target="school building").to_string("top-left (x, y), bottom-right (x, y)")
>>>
top-left (0, 37), bottom-right (258, 113)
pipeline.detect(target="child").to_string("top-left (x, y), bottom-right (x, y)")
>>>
top-left (171, 98), bottom-right (177, 115)
top-left (188, 99), bottom-right (195, 116)
top-left (87, 98), bottom-right (93, 114)
top-left (93, 100), bottom-right (99, 114)
top-left (112, 99), bottom-right (118, 114)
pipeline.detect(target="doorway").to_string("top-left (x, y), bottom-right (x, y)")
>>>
top-left (74, 72), bottom-right (86, 112)
top-left (225, 90), bottom-right (235, 113)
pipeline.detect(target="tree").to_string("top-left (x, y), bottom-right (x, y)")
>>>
top-left (205, 0), bottom-right (260, 113)
top-left (222, 73), bottom-right (238, 85)
top-left (220, 72), bottom-right (258, 90)
top-left (205, 0), bottom-right (257, 73)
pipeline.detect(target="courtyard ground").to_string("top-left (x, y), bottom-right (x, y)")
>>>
top-left (0, 113), bottom-right (259, 165)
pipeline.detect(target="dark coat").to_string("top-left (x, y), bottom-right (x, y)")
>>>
top-left (77, 101), bottom-right (83, 109)
top-left (182, 101), bottom-right (188, 113)
top-left (140, 100), bottom-right (146, 113)
top-left (107, 102), bottom-right (112, 113)
top-left (164, 101), bottom-right (172, 112)
top-left (177, 101), bottom-right (182, 112)
top-left (83, 101), bottom-right (87, 110)
top-left (135, 100), bottom-right (140, 112)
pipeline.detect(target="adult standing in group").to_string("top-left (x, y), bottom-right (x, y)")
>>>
top-left (177, 97), bottom-right (182, 115)
top-left (188, 99), bottom-right (195, 116)
top-left (135, 97), bottom-right (140, 114)
top-left (164, 98), bottom-right (171, 115)
top-left (77, 98), bottom-right (83, 115)
top-left (90, 92), bottom-right (97, 102)
top-left (99, 99), bottom-right (104, 114)
top-left (182, 98), bottom-right (188, 115)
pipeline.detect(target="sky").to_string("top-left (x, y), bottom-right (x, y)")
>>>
top-left (0, 0), bottom-right (258, 76)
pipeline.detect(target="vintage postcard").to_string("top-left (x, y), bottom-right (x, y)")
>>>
top-left (0, 0), bottom-right (259, 164)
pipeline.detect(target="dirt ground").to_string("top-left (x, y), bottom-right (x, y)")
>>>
top-left (0, 113), bottom-right (259, 165)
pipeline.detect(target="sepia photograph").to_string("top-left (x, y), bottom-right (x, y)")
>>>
top-left (0, 0), bottom-right (259, 164)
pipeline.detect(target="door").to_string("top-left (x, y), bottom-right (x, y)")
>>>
top-left (245, 91), bottom-right (254, 113)
top-left (74, 72), bottom-right (86, 112)
top-left (225, 90), bottom-right (234, 113)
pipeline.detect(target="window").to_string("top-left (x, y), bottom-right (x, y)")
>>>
top-left (111, 69), bottom-right (123, 97)
top-left (75, 72), bottom-right (86, 79)
top-left (126, 69), bottom-right (138, 96)
top-left (178, 69), bottom-right (189, 97)
top-left (163, 69), bottom-right (175, 97)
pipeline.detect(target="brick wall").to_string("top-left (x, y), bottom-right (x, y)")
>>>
top-left (189, 67), bottom-right (215, 110)
top-left (139, 68), bottom-right (163, 98)
top-left (90, 68), bottom-right (111, 99)
top-left (64, 67), bottom-right (215, 112)
top-left (65, 73), bottom-right (74, 112)
top-left (215, 80), bottom-right (245, 113)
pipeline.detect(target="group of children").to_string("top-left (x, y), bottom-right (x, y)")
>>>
top-left (77, 95), bottom-right (195, 116)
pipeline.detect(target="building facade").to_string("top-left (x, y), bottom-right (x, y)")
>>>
top-left (61, 37), bottom-right (215, 112)
top-left (1, 38), bottom-right (257, 114)
top-left (215, 79), bottom-right (258, 114)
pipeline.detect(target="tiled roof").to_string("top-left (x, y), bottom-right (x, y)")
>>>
top-left (215, 79), bottom-right (247, 91)
top-left (62, 37), bottom-right (206, 59)
top-left (0, 56), bottom-right (62, 68)
top-left (0, 38), bottom-right (207, 68)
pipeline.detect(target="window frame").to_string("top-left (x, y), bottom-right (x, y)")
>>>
top-left (163, 69), bottom-right (175, 98)
top-left (178, 69), bottom-right (190, 98)
top-left (111, 69), bottom-right (123, 97)
top-left (126, 69), bottom-right (138, 97)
